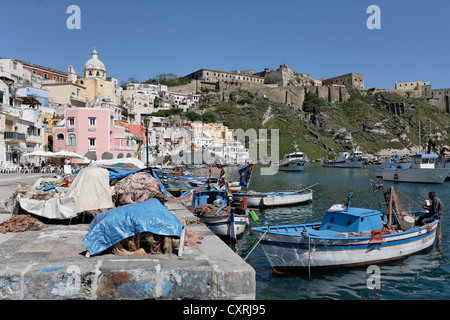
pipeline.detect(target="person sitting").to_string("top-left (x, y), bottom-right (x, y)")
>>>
top-left (418, 191), bottom-right (443, 226)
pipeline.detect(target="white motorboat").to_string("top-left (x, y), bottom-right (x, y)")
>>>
top-left (279, 144), bottom-right (309, 171)
top-left (279, 151), bottom-right (309, 171)
top-left (321, 151), bottom-right (363, 168)
top-left (382, 154), bottom-right (450, 183)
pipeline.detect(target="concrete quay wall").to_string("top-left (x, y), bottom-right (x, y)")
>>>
top-left (0, 173), bottom-right (256, 300)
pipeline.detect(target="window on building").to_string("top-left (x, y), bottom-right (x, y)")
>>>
top-left (96, 71), bottom-right (100, 76)
top-left (67, 133), bottom-right (77, 146)
top-left (88, 117), bottom-right (96, 130)
top-left (89, 138), bottom-right (96, 150)
top-left (68, 117), bottom-right (75, 128)
top-left (89, 71), bottom-right (92, 76)
top-left (44, 73), bottom-right (48, 80)
top-left (53, 75), bottom-right (57, 80)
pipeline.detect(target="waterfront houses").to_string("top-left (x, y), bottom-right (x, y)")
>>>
top-left (53, 107), bottom-right (135, 163)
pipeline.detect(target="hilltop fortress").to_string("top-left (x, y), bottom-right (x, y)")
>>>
top-left (172, 64), bottom-right (450, 113)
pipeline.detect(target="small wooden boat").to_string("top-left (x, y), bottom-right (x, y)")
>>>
top-left (191, 190), bottom-right (248, 239)
top-left (262, 189), bottom-right (313, 207)
top-left (233, 184), bottom-right (316, 208)
top-left (252, 189), bottom-right (439, 273)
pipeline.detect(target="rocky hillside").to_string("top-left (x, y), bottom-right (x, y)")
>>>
top-left (199, 88), bottom-right (450, 160)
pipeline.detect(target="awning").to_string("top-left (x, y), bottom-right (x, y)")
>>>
top-left (17, 96), bottom-right (41, 106)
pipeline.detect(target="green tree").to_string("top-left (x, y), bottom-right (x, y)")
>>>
top-left (302, 91), bottom-right (327, 113)
top-left (201, 111), bottom-right (217, 123)
top-left (145, 73), bottom-right (190, 87)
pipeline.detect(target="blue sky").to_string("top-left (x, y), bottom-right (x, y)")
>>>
top-left (2, 0), bottom-right (449, 89)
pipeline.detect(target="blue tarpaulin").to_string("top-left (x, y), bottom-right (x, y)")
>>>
top-left (83, 198), bottom-right (183, 255)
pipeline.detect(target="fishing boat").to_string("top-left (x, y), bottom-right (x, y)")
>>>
top-left (380, 155), bottom-right (412, 170)
top-left (166, 187), bottom-right (190, 197)
top-left (321, 150), bottom-right (363, 168)
top-left (233, 186), bottom-right (315, 208)
top-left (381, 154), bottom-right (450, 183)
top-left (251, 188), bottom-right (440, 273)
top-left (191, 190), bottom-right (248, 238)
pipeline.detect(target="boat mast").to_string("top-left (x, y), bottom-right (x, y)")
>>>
top-left (418, 120), bottom-right (421, 154)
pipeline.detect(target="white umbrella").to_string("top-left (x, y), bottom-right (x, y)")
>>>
top-left (53, 150), bottom-right (86, 159)
top-left (24, 150), bottom-right (55, 157)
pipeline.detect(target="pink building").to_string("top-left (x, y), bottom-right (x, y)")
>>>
top-left (53, 108), bottom-right (135, 163)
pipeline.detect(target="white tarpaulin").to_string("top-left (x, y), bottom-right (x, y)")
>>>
top-left (17, 167), bottom-right (114, 220)
top-left (66, 166), bottom-right (114, 214)
top-left (89, 157), bottom-right (145, 169)
top-left (17, 177), bottom-right (77, 219)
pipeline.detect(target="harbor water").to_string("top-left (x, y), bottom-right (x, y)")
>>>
top-left (195, 163), bottom-right (450, 300)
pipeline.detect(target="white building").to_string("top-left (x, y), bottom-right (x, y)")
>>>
top-left (1, 59), bottom-right (46, 165)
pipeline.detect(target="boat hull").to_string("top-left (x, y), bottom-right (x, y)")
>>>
top-left (252, 221), bottom-right (438, 271)
top-left (233, 193), bottom-right (264, 207)
top-left (321, 157), bottom-right (363, 168)
top-left (261, 190), bottom-right (313, 207)
top-left (201, 214), bottom-right (248, 237)
top-left (233, 190), bottom-right (313, 208)
top-left (382, 168), bottom-right (450, 183)
top-left (278, 160), bottom-right (308, 171)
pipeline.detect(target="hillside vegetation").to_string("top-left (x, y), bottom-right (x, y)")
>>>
top-left (201, 88), bottom-right (450, 160)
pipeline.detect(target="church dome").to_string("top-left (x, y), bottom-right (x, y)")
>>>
top-left (84, 48), bottom-right (106, 78)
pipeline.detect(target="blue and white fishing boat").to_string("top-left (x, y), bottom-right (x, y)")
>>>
top-left (191, 190), bottom-right (248, 239)
top-left (252, 189), bottom-right (440, 273)
top-left (381, 154), bottom-right (450, 183)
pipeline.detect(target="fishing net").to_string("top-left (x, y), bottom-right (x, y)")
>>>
top-left (0, 215), bottom-right (44, 234)
top-left (114, 171), bottom-right (164, 206)
top-left (193, 204), bottom-right (232, 217)
top-left (112, 229), bottom-right (204, 255)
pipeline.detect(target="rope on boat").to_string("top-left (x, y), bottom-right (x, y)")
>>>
top-left (243, 222), bottom-right (269, 261)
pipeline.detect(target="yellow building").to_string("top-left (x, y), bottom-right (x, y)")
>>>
top-left (43, 74), bottom-right (87, 108)
top-left (76, 49), bottom-right (120, 106)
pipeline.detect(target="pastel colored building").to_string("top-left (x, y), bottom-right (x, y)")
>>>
top-left (53, 107), bottom-right (135, 162)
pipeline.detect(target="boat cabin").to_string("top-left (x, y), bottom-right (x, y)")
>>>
top-left (319, 205), bottom-right (383, 233)
top-left (284, 152), bottom-right (307, 160)
top-left (192, 190), bottom-right (229, 207)
top-left (410, 154), bottom-right (438, 169)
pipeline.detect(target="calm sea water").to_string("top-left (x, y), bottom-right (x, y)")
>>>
top-left (195, 163), bottom-right (450, 300)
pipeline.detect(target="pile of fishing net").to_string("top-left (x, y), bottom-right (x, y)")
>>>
top-left (112, 229), bottom-right (204, 256)
top-left (114, 171), bottom-right (164, 206)
top-left (193, 204), bottom-right (231, 217)
top-left (0, 215), bottom-right (44, 234)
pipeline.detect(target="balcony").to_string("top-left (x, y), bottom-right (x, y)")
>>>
top-left (4, 131), bottom-right (26, 142)
top-left (25, 134), bottom-right (42, 144)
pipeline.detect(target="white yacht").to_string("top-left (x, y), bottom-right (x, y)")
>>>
top-left (279, 145), bottom-right (309, 171)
